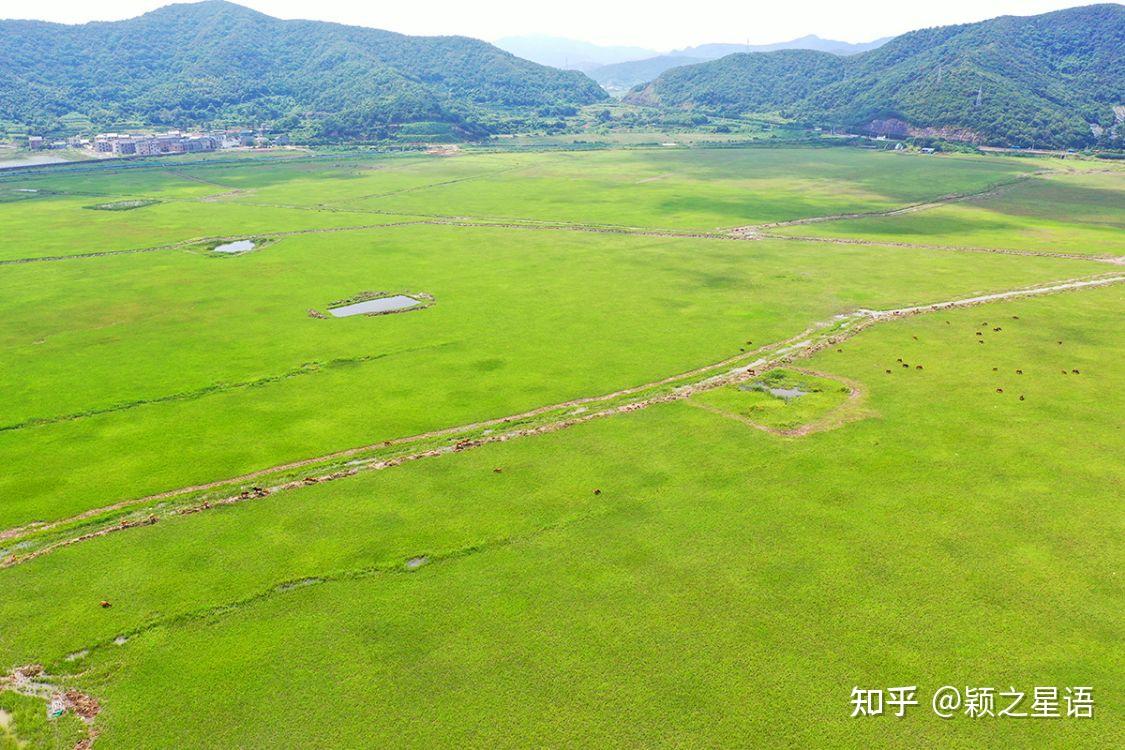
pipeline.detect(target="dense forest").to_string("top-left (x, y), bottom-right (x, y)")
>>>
top-left (626, 4), bottom-right (1125, 148)
top-left (0, 1), bottom-right (607, 140)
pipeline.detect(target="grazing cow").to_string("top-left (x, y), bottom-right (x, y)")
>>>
top-left (594, 489), bottom-right (602, 495)
top-left (1019, 395), bottom-right (1025, 401)
top-left (976, 332), bottom-right (983, 336)
top-left (993, 327), bottom-right (1002, 332)
top-left (996, 388), bottom-right (1004, 393)
top-left (1016, 369), bottom-right (1023, 375)
top-left (100, 601), bottom-right (111, 608)
top-left (902, 363), bottom-right (909, 368)
top-left (885, 369), bottom-right (892, 374)
top-left (993, 367), bottom-right (998, 371)
top-left (493, 467), bottom-right (503, 474)
top-left (1072, 369), bottom-right (1080, 374)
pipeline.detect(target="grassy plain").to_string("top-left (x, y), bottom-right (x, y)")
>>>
top-left (0, 145), bottom-right (1120, 748)
top-left (0, 228), bottom-right (1107, 528)
top-left (1, 285), bottom-right (1120, 748)
top-left (771, 169), bottom-right (1125, 257)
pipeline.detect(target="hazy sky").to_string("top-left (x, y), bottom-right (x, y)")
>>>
top-left (4, 0), bottom-right (1098, 49)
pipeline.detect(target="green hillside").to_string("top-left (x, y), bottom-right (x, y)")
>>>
top-left (589, 56), bottom-right (705, 96)
top-left (0, 1), bottom-right (608, 140)
top-left (626, 4), bottom-right (1125, 148)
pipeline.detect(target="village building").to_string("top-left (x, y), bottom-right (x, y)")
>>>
top-left (93, 131), bottom-right (220, 157)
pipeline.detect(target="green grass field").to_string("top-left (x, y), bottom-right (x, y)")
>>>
top-left (1, 146), bottom-right (1120, 748)
top-left (770, 168), bottom-right (1125, 257)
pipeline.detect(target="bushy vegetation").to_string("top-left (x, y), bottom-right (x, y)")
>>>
top-left (0, 1), bottom-right (607, 140)
top-left (627, 4), bottom-right (1125, 148)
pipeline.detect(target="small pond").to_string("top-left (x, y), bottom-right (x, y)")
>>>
top-left (0, 154), bottom-right (69, 169)
top-left (213, 239), bottom-right (256, 254)
top-left (329, 295), bottom-right (420, 317)
top-left (741, 383), bottom-right (808, 400)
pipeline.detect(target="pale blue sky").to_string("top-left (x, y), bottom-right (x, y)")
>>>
top-left (6, 0), bottom-right (1100, 49)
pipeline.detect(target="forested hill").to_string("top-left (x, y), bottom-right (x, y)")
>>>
top-left (0, 1), bottom-right (608, 140)
top-left (626, 4), bottom-right (1125, 148)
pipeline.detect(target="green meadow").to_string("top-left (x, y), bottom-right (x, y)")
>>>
top-left (771, 168), bottom-right (1125, 257)
top-left (0, 146), bottom-right (1120, 748)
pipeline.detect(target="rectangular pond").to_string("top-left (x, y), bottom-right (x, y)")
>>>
top-left (329, 295), bottom-right (421, 317)
top-left (213, 240), bottom-right (256, 254)
top-left (741, 383), bottom-right (808, 400)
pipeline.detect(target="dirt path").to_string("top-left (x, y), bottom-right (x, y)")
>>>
top-left (4, 273), bottom-right (1120, 563)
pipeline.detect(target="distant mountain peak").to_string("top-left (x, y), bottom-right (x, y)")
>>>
top-left (626, 4), bottom-right (1125, 149)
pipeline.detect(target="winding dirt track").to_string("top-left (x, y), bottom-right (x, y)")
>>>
top-left (4, 273), bottom-right (1120, 565)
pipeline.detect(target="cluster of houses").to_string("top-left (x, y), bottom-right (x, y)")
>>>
top-left (25, 129), bottom-right (289, 157)
top-left (92, 132), bottom-right (220, 155)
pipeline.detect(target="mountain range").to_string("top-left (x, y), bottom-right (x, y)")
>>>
top-left (590, 35), bottom-right (889, 94)
top-left (493, 36), bottom-right (659, 72)
top-left (1, 2), bottom-right (1122, 149)
top-left (673, 35), bottom-right (890, 59)
top-left (625, 4), bottom-right (1125, 148)
top-left (0, 1), bottom-right (607, 140)
top-left (589, 35), bottom-right (886, 94)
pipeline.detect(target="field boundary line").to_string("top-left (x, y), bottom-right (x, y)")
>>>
top-left (0, 343), bottom-right (456, 435)
top-left (729, 170), bottom-right (1049, 236)
top-left (4, 213), bottom-right (1116, 267)
top-left (758, 232), bottom-right (1125, 265)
